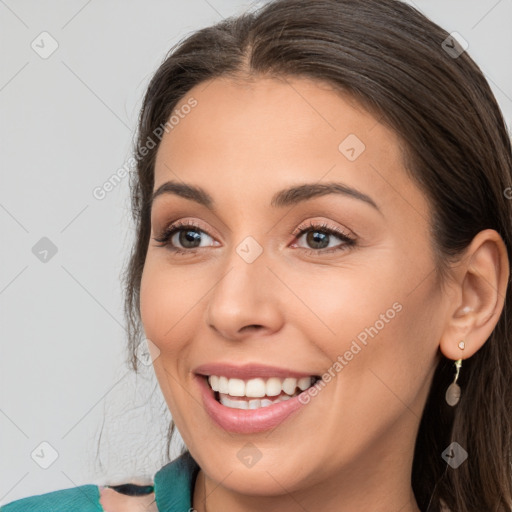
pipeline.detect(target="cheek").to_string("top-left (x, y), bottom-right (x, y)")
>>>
top-left (139, 257), bottom-right (211, 353)
top-left (335, 274), bottom-right (441, 426)
top-left (284, 257), bottom-right (401, 351)
top-left (290, 250), bottom-right (440, 404)
top-left (139, 259), bottom-right (202, 425)
top-left (139, 263), bottom-right (166, 343)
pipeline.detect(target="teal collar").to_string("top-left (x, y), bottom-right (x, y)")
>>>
top-left (153, 450), bottom-right (201, 511)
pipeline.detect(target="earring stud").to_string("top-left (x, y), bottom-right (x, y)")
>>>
top-left (458, 340), bottom-right (465, 350)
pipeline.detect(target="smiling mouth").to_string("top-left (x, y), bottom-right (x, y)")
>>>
top-left (205, 374), bottom-right (321, 410)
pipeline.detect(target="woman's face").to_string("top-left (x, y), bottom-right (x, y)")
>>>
top-left (140, 76), bottom-right (448, 500)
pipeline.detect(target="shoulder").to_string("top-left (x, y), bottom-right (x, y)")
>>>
top-left (0, 484), bottom-right (102, 511)
top-left (0, 483), bottom-right (157, 512)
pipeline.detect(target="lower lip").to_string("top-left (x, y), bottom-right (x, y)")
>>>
top-left (195, 375), bottom-right (311, 434)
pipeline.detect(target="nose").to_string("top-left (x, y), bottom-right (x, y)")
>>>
top-left (205, 248), bottom-right (285, 342)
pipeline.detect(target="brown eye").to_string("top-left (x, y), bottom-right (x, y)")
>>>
top-left (153, 220), bottom-right (217, 253)
top-left (293, 221), bottom-right (356, 254)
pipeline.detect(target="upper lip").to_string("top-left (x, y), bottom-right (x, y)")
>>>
top-left (193, 362), bottom-right (320, 380)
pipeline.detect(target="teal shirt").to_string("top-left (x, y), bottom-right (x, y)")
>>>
top-left (0, 450), bottom-right (200, 512)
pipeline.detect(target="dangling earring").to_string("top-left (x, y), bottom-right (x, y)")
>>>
top-left (445, 341), bottom-right (464, 406)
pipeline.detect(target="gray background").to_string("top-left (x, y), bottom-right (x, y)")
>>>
top-left (1, 0), bottom-right (511, 504)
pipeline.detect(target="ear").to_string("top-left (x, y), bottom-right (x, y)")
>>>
top-left (439, 229), bottom-right (510, 360)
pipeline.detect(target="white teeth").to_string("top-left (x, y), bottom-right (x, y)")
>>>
top-left (282, 377), bottom-right (298, 395)
top-left (209, 375), bottom-right (219, 391)
top-left (248, 399), bottom-right (260, 410)
top-left (265, 377), bottom-right (282, 396)
top-left (220, 395), bottom-right (249, 409)
top-left (207, 375), bottom-right (316, 398)
top-left (218, 393), bottom-right (295, 409)
top-left (218, 376), bottom-right (229, 394)
top-left (227, 378), bottom-right (245, 397)
top-left (298, 377), bottom-right (313, 391)
top-left (245, 378), bottom-right (266, 397)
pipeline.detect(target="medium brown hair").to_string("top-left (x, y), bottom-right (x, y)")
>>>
top-left (122, 1), bottom-right (512, 509)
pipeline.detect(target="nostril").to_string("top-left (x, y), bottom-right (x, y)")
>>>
top-left (241, 325), bottom-right (263, 332)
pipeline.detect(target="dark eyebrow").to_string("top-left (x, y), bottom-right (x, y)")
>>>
top-left (151, 180), bottom-right (380, 213)
top-left (270, 182), bottom-right (380, 212)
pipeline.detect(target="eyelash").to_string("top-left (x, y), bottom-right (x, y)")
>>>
top-left (152, 220), bottom-right (356, 256)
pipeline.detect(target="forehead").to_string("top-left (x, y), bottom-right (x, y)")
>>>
top-left (153, 75), bottom-right (429, 222)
